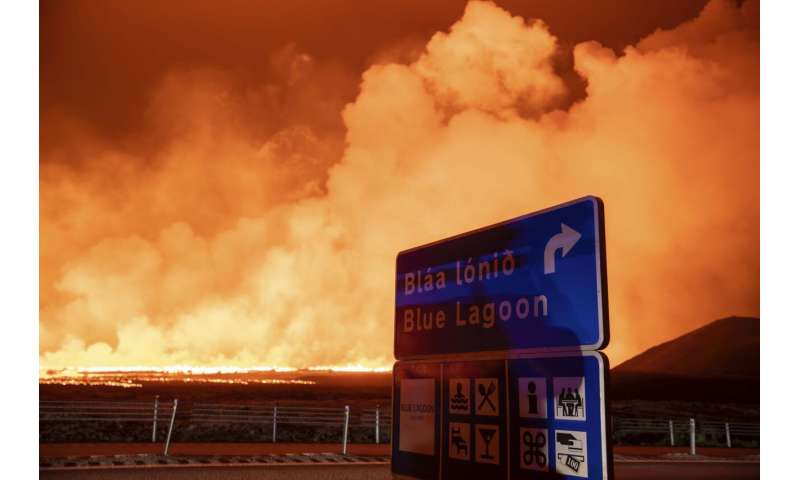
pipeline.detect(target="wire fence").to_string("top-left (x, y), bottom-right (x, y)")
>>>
top-left (40, 398), bottom-right (758, 455)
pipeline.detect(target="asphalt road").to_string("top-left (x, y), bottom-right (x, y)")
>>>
top-left (40, 462), bottom-right (760, 480)
top-left (614, 462), bottom-right (759, 479)
top-left (40, 464), bottom-right (391, 480)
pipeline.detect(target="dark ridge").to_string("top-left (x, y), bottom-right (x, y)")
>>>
top-left (611, 316), bottom-right (759, 402)
top-left (614, 316), bottom-right (759, 378)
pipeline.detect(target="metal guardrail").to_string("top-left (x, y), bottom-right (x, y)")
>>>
top-left (611, 416), bottom-right (759, 451)
top-left (41, 399), bottom-right (759, 455)
top-left (40, 399), bottom-right (391, 454)
top-left (41, 397), bottom-right (180, 454)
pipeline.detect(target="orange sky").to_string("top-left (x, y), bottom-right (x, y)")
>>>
top-left (40, 0), bottom-right (759, 370)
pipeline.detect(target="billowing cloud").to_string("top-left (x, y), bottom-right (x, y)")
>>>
top-left (414, 1), bottom-right (566, 114)
top-left (40, 0), bottom-right (759, 369)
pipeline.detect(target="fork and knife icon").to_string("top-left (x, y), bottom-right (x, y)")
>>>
top-left (478, 381), bottom-right (497, 411)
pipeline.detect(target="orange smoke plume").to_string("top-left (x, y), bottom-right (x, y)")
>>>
top-left (40, 0), bottom-right (759, 369)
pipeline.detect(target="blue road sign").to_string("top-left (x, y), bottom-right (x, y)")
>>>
top-left (395, 196), bottom-right (608, 359)
top-left (391, 352), bottom-right (611, 480)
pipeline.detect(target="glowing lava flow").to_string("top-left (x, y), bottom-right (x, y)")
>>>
top-left (39, 366), bottom-right (316, 388)
top-left (39, 364), bottom-right (392, 388)
top-left (307, 364), bottom-right (392, 373)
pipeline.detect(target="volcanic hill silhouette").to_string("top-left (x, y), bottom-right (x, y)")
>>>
top-left (610, 316), bottom-right (759, 403)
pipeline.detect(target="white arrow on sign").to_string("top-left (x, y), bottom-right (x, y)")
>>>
top-left (543, 223), bottom-right (581, 274)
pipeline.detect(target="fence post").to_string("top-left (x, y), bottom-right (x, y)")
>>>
top-left (689, 418), bottom-right (696, 455)
top-left (163, 399), bottom-right (178, 456)
top-left (725, 422), bottom-right (731, 448)
top-left (151, 395), bottom-right (159, 443)
top-left (272, 404), bottom-right (278, 443)
top-left (342, 405), bottom-right (350, 455)
top-left (375, 405), bottom-right (380, 444)
top-left (609, 415), bottom-right (614, 442)
top-left (669, 419), bottom-right (674, 447)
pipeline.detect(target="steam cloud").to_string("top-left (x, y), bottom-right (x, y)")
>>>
top-left (40, 0), bottom-right (759, 369)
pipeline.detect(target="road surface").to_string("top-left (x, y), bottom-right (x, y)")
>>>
top-left (40, 462), bottom-right (759, 479)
